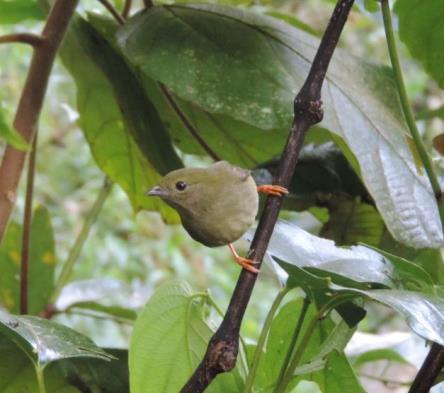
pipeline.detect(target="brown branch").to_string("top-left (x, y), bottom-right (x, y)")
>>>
top-left (409, 342), bottom-right (444, 392)
top-left (180, 0), bottom-right (355, 391)
top-left (0, 33), bottom-right (46, 48)
top-left (159, 83), bottom-right (221, 162)
top-left (97, 0), bottom-right (125, 25)
top-left (20, 133), bottom-right (37, 315)
top-left (0, 0), bottom-right (79, 243)
top-left (122, 0), bottom-right (132, 19)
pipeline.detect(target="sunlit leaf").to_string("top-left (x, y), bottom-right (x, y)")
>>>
top-left (0, 104), bottom-right (29, 150)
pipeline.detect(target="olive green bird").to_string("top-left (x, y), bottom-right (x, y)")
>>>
top-left (146, 161), bottom-right (287, 274)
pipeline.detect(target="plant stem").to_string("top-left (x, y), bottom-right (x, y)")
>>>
top-left (97, 0), bottom-right (125, 25)
top-left (49, 178), bottom-right (113, 305)
top-left (35, 366), bottom-right (47, 393)
top-left (274, 297), bottom-right (310, 392)
top-left (122, 0), bottom-right (132, 19)
top-left (20, 134), bottom-right (38, 314)
top-left (0, 0), bottom-right (80, 242)
top-left (159, 83), bottom-right (221, 161)
top-left (381, 0), bottom-right (442, 204)
top-left (243, 287), bottom-right (290, 393)
top-left (0, 33), bottom-right (45, 47)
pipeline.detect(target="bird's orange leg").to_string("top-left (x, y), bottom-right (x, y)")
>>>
top-left (228, 243), bottom-right (259, 274)
top-left (257, 185), bottom-right (289, 197)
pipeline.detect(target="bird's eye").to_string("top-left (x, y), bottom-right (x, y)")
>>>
top-left (175, 181), bottom-right (187, 191)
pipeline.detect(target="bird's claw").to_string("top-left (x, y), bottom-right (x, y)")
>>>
top-left (257, 185), bottom-right (289, 197)
top-left (234, 256), bottom-right (260, 274)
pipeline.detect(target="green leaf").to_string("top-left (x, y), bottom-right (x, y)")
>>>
top-left (0, 310), bottom-right (114, 368)
top-left (353, 348), bottom-right (409, 367)
top-left (0, 0), bottom-right (44, 24)
top-left (118, 4), bottom-right (443, 248)
top-left (0, 206), bottom-right (56, 315)
top-left (59, 17), bottom-right (179, 221)
top-left (0, 336), bottom-right (80, 393)
top-left (395, 0), bottom-right (444, 88)
top-left (67, 301), bottom-right (137, 321)
top-left (0, 104), bottom-right (29, 150)
top-left (129, 281), bottom-right (243, 393)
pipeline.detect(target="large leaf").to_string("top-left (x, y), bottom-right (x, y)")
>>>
top-left (0, 310), bottom-right (113, 367)
top-left (59, 17), bottom-right (179, 221)
top-left (129, 281), bottom-right (243, 393)
top-left (395, 0), bottom-right (444, 88)
top-left (251, 220), bottom-right (396, 289)
top-left (118, 4), bottom-right (443, 248)
top-left (0, 206), bottom-right (56, 314)
top-left (0, 0), bottom-right (44, 24)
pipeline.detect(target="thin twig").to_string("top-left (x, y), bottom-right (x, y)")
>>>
top-left (159, 83), bottom-right (221, 161)
top-left (0, 33), bottom-right (46, 48)
top-left (0, 0), bottom-right (80, 242)
top-left (409, 342), bottom-right (444, 393)
top-left (180, 1), bottom-right (355, 391)
top-left (20, 134), bottom-right (38, 315)
top-left (122, 0), bottom-right (132, 19)
top-left (97, 0), bottom-right (125, 25)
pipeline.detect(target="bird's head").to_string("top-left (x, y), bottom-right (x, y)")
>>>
top-left (145, 167), bottom-right (210, 212)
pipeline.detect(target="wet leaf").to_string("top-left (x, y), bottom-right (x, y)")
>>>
top-left (0, 310), bottom-right (113, 367)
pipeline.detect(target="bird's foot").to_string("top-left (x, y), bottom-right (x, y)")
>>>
top-left (228, 243), bottom-right (260, 274)
top-left (257, 184), bottom-right (288, 197)
top-left (234, 255), bottom-right (260, 274)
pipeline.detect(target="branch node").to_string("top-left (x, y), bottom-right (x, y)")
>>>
top-left (207, 340), bottom-right (237, 372)
top-left (294, 97), bottom-right (324, 124)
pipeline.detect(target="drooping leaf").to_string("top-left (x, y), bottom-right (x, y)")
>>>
top-left (129, 281), bottom-right (243, 393)
top-left (0, 0), bottom-right (44, 24)
top-left (395, 0), bottom-right (444, 88)
top-left (0, 206), bottom-right (56, 314)
top-left (118, 4), bottom-right (443, 248)
top-left (0, 310), bottom-right (113, 367)
top-left (59, 17), bottom-right (179, 221)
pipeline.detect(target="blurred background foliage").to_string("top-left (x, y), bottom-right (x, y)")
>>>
top-left (1, 0), bottom-right (444, 392)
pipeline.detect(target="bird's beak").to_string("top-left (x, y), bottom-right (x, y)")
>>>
top-left (145, 186), bottom-right (165, 197)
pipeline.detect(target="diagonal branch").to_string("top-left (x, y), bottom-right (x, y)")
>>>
top-left (180, 0), bottom-right (355, 391)
top-left (0, 0), bottom-right (79, 242)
